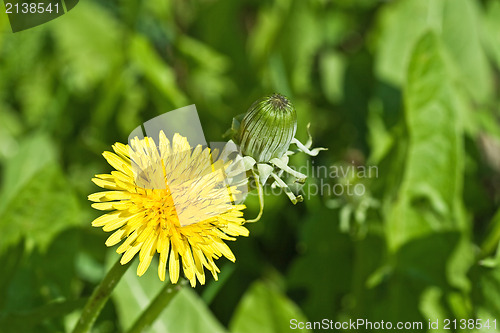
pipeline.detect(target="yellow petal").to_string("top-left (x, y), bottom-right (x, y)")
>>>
top-left (169, 248), bottom-right (180, 284)
top-left (192, 246), bottom-right (209, 269)
top-left (214, 241), bottom-right (235, 262)
top-left (92, 177), bottom-right (118, 190)
top-left (102, 212), bottom-right (137, 232)
top-left (111, 171), bottom-right (135, 187)
top-left (91, 202), bottom-right (115, 211)
top-left (117, 230), bottom-right (139, 254)
top-left (181, 245), bottom-right (196, 285)
top-left (137, 255), bottom-right (153, 276)
top-left (224, 222), bottom-right (249, 237)
top-left (121, 242), bottom-right (142, 264)
top-left (139, 233), bottom-right (157, 262)
top-left (137, 226), bottom-right (155, 244)
top-left (105, 228), bottom-right (127, 247)
top-left (157, 236), bottom-right (170, 281)
top-left (91, 211), bottom-right (121, 227)
top-left (103, 151), bottom-right (133, 176)
top-left (206, 258), bottom-right (219, 280)
top-left (88, 191), bottom-right (132, 202)
top-left (112, 142), bottom-right (131, 159)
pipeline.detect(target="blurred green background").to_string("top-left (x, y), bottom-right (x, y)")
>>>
top-left (1, 0), bottom-right (500, 332)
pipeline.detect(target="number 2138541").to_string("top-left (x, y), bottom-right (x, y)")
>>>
top-left (5, 2), bottom-right (60, 14)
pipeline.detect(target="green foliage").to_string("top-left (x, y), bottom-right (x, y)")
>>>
top-left (230, 281), bottom-right (311, 333)
top-left (0, 0), bottom-right (499, 332)
top-left (387, 32), bottom-right (465, 249)
top-left (112, 255), bottom-right (227, 333)
top-left (0, 135), bottom-right (81, 253)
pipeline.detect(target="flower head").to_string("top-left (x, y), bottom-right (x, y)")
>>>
top-left (89, 131), bottom-right (248, 287)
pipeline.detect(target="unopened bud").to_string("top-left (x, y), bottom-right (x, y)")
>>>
top-left (238, 93), bottom-right (297, 163)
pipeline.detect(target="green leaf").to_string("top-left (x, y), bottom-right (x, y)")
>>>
top-left (177, 36), bottom-right (229, 73)
top-left (382, 32), bottom-right (474, 303)
top-left (471, 265), bottom-right (500, 333)
top-left (230, 281), bottom-right (312, 333)
top-left (319, 51), bottom-right (345, 104)
top-left (483, 1), bottom-right (500, 71)
top-left (374, 0), bottom-right (443, 86)
top-left (0, 135), bottom-right (56, 209)
top-left (111, 255), bottom-right (226, 333)
top-left (50, 1), bottom-right (123, 92)
top-left (440, 0), bottom-right (492, 104)
top-left (247, 0), bottom-right (291, 67)
top-left (163, 288), bottom-right (227, 333)
top-left (40, 228), bottom-right (81, 298)
top-left (375, 0), bottom-right (492, 103)
top-left (386, 32), bottom-right (465, 250)
top-left (0, 299), bottom-right (86, 333)
top-left (481, 209), bottom-right (500, 257)
top-left (367, 100), bottom-right (394, 165)
top-left (0, 240), bottom-right (25, 310)
top-left (0, 135), bottom-right (81, 253)
top-left (129, 35), bottom-right (188, 108)
top-left (286, 1), bottom-right (324, 94)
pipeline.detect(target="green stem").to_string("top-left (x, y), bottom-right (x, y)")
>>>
top-left (127, 281), bottom-right (181, 333)
top-left (246, 168), bottom-right (264, 223)
top-left (73, 258), bottom-right (132, 333)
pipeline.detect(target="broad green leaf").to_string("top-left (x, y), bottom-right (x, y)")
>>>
top-left (375, 0), bottom-right (492, 103)
top-left (395, 232), bottom-right (460, 289)
top-left (386, 32), bottom-right (465, 250)
top-left (374, 0), bottom-right (443, 86)
top-left (0, 135), bottom-right (56, 208)
top-left (367, 232), bottom-right (463, 324)
top-left (111, 256), bottom-right (171, 332)
top-left (0, 240), bottom-right (25, 310)
top-left (229, 281), bottom-right (311, 333)
top-left (111, 255), bottom-right (226, 333)
top-left (0, 236), bottom-right (82, 331)
top-left (378, 33), bottom-right (475, 323)
top-left (0, 299), bottom-right (85, 333)
top-left (0, 135), bottom-right (81, 253)
top-left (440, 0), bottom-right (492, 103)
top-left (163, 288), bottom-right (227, 333)
top-left (40, 228), bottom-right (81, 298)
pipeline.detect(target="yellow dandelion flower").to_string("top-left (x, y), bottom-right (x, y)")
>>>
top-left (89, 131), bottom-right (249, 287)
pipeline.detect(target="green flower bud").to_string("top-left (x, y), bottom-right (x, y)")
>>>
top-left (238, 93), bottom-right (297, 163)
